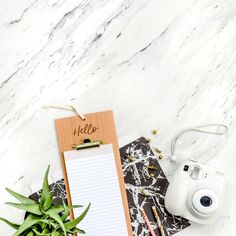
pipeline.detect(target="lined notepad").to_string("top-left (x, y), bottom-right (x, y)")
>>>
top-left (64, 144), bottom-right (129, 236)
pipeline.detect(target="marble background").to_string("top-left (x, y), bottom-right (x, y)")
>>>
top-left (0, 0), bottom-right (236, 235)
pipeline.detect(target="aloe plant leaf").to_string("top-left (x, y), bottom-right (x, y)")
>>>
top-left (45, 209), bottom-right (67, 236)
top-left (0, 217), bottom-right (20, 229)
top-left (67, 228), bottom-right (85, 234)
top-left (51, 231), bottom-right (60, 236)
top-left (61, 202), bottom-right (82, 222)
top-left (40, 165), bottom-right (51, 211)
top-left (61, 201), bottom-right (69, 222)
top-left (71, 204), bottom-right (83, 209)
top-left (13, 214), bottom-right (41, 236)
top-left (49, 204), bottom-right (81, 215)
top-left (65, 203), bottom-right (91, 230)
top-left (32, 228), bottom-right (50, 236)
top-left (61, 212), bottom-right (70, 223)
top-left (2, 165), bottom-right (90, 236)
top-left (5, 202), bottom-right (42, 216)
top-left (5, 188), bottom-right (37, 204)
top-left (42, 192), bottom-right (54, 211)
top-left (42, 220), bottom-right (58, 229)
top-left (13, 214), bottom-right (59, 236)
top-left (26, 231), bottom-right (34, 236)
top-left (76, 228), bottom-right (85, 234)
top-left (62, 200), bottom-right (67, 212)
top-left (32, 218), bottom-right (58, 229)
top-left (42, 228), bottom-right (50, 234)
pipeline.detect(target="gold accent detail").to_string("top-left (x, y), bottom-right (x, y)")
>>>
top-left (152, 206), bottom-right (166, 236)
top-left (72, 139), bottom-right (103, 150)
top-left (146, 138), bottom-right (152, 143)
top-left (152, 130), bottom-right (158, 135)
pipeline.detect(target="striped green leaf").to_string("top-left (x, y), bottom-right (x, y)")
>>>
top-left (25, 231), bottom-right (34, 236)
top-left (5, 188), bottom-right (37, 204)
top-left (32, 228), bottom-right (50, 236)
top-left (5, 202), bottom-right (42, 216)
top-left (13, 214), bottom-right (41, 236)
top-left (40, 165), bottom-right (51, 211)
top-left (65, 203), bottom-right (91, 230)
top-left (45, 209), bottom-right (67, 236)
top-left (0, 217), bottom-right (20, 229)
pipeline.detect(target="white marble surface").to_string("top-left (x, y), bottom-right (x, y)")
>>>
top-left (0, 0), bottom-right (236, 235)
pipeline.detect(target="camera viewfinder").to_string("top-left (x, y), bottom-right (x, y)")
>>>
top-left (183, 165), bottom-right (189, 171)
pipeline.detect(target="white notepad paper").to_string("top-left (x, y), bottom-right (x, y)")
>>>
top-left (64, 144), bottom-right (128, 236)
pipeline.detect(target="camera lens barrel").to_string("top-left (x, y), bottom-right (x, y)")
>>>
top-left (191, 189), bottom-right (219, 216)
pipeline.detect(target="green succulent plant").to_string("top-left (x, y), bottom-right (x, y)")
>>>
top-left (0, 165), bottom-right (90, 236)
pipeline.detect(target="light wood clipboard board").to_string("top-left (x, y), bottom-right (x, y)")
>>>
top-left (55, 110), bottom-right (132, 236)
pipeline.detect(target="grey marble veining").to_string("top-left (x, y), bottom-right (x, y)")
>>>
top-left (0, 0), bottom-right (236, 235)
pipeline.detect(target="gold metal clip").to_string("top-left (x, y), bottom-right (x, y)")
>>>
top-left (72, 139), bottom-right (103, 150)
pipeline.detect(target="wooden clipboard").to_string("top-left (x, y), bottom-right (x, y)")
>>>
top-left (55, 110), bottom-right (132, 235)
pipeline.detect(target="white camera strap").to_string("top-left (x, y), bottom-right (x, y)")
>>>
top-left (169, 124), bottom-right (229, 162)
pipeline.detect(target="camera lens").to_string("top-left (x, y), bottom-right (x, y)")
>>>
top-left (192, 189), bottom-right (219, 216)
top-left (200, 196), bottom-right (212, 207)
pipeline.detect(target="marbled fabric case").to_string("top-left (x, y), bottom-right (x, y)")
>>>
top-left (119, 137), bottom-right (190, 236)
top-left (29, 137), bottom-right (190, 236)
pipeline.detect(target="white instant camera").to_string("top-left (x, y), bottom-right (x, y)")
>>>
top-left (165, 160), bottom-right (226, 225)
